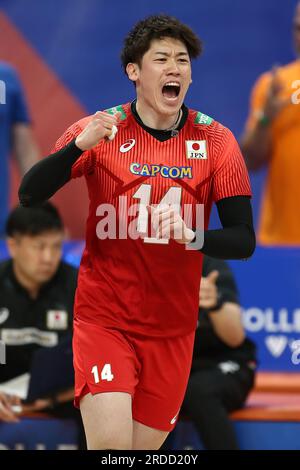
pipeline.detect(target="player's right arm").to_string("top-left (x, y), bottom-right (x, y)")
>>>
top-left (18, 111), bottom-right (120, 206)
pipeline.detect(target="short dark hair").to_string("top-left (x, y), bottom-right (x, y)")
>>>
top-left (6, 202), bottom-right (64, 237)
top-left (121, 14), bottom-right (203, 73)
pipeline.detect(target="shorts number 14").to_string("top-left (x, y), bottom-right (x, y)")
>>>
top-left (91, 364), bottom-right (114, 383)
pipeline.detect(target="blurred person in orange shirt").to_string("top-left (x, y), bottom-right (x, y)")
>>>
top-left (241, 2), bottom-right (300, 245)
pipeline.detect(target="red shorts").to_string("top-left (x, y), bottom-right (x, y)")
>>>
top-left (73, 317), bottom-right (195, 432)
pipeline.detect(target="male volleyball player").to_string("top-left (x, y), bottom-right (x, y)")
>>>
top-left (19, 14), bottom-right (255, 450)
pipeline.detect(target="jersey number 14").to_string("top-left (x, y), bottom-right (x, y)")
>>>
top-left (133, 184), bottom-right (182, 244)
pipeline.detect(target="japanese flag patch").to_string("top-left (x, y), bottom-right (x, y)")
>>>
top-left (47, 310), bottom-right (68, 330)
top-left (186, 140), bottom-right (207, 159)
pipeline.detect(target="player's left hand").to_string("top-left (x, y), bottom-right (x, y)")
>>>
top-left (148, 204), bottom-right (195, 244)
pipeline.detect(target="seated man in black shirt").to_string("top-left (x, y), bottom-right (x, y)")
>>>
top-left (174, 256), bottom-right (256, 450)
top-left (0, 203), bottom-right (78, 425)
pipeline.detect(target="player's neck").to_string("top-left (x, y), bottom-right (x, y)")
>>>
top-left (135, 99), bottom-right (181, 130)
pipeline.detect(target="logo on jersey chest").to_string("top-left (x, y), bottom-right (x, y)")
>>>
top-left (130, 163), bottom-right (193, 179)
top-left (186, 140), bottom-right (207, 159)
top-left (120, 139), bottom-right (136, 153)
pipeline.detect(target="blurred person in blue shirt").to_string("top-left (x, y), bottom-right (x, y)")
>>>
top-left (0, 62), bottom-right (39, 236)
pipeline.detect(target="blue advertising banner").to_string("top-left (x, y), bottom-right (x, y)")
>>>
top-left (0, 417), bottom-right (79, 450)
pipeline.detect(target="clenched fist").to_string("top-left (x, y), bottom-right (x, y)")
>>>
top-left (75, 111), bottom-right (121, 151)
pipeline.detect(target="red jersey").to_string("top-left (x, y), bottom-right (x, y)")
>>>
top-left (54, 103), bottom-right (251, 337)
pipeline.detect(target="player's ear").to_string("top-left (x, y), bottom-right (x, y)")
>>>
top-left (126, 63), bottom-right (139, 82)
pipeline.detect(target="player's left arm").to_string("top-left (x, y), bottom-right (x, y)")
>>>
top-left (197, 195), bottom-right (255, 259)
top-left (150, 196), bottom-right (255, 259)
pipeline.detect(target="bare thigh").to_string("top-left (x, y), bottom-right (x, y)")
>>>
top-left (132, 419), bottom-right (169, 450)
top-left (80, 391), bottom-right (132, 450)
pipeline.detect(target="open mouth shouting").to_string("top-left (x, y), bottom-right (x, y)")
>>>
top-left (162, 81), bottom-right (181, 101)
